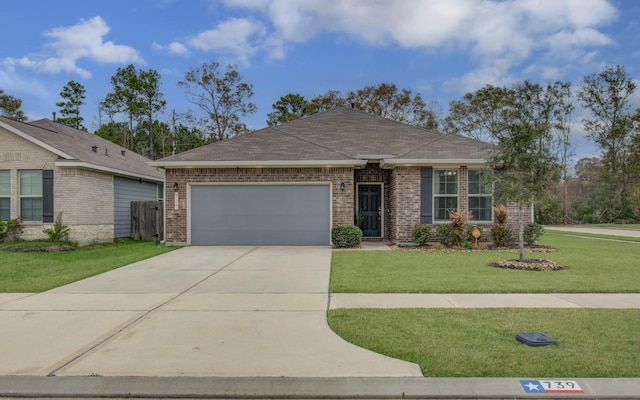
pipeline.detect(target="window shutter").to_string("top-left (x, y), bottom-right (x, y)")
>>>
top-left (42, 170), bottom-right (54, 223)
top-left (420, 167), bottom-right (433, 223)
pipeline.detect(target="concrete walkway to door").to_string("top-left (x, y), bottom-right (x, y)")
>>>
top-left (0, 246), bottom-right (421, 377)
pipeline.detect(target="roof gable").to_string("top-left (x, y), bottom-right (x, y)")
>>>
top-left (153, 108), bottom-right (493, 168)
top-left (0, 117), bottom-right (163, 181)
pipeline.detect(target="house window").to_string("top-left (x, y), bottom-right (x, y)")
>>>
top-left (157, 183), bottom-right (164, 201)
top-left (434, 170), bottom-right (458, 220)
top-left (20, 171), bottom-right (43, 221)
top-left (468, 169), bottom-right (493, 221)
top-left (0, 171), bottom-right (9, 220)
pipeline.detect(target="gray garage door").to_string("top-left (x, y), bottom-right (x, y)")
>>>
top-left (190, 184), bottom-right (330, 245)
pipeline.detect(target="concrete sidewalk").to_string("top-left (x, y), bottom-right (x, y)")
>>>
top-left (330, 293), bottom-right (640, 309)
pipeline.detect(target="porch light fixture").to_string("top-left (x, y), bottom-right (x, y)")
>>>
top-left (173, 182), bottom-right (179, 191)
top-left (340, 182), bottom-right (345, 191)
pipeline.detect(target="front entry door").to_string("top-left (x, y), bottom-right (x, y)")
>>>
top-left (358, 184), bottom-right (382, 237)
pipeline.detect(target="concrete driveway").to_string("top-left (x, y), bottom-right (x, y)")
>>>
top-left (0, 246), bottom-right (421, 377)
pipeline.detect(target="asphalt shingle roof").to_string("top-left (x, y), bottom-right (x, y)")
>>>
top-left (156, 108), bottom-right (492, 165)
top-left (0, 117), bottom-right (163, 181)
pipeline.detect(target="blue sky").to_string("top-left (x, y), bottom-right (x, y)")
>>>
top-left (2, 0), bottom-right (639, 163)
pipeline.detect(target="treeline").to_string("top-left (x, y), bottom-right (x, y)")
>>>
top-left (1, 64), bottom-right (638, 223)
top-left (1, 62), bottom-right (257, 160)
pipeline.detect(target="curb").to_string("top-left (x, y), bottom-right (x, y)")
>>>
top-left (2, 376), bottom-right (640, 399)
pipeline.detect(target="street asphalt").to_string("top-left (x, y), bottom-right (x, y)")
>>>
top-left (1, 227), bottom-right (639, 399)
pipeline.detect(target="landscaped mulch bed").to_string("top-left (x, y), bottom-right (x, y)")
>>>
top-left (490, 258), bottom-right (568, 271)
top-left (391, 243), bottom-right (566, 271)
top-left (0, 242), bottom-right (76, 253)
top-left (392, 244), bottom-right (557, 253)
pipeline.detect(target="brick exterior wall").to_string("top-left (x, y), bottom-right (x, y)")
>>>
top-left (389, 167), bottom-right (422, 243)
top-left (388, 165), bottom-right (531, 245)
top-left (162, 163), bottom-right (532, 246)
top-left (1, 127), bottom-right (115, 245)
top-left (458, 166), bottom-right (468, 212)
top-left (164, 167), bottom-right (354, 245)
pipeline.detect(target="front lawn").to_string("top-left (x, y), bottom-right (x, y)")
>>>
top-left (330, 233), bottom-right (640, 293)
top-left (0, 240), bottom-right (175, 292)
top-left (328, 308), bottom-right (640, 377)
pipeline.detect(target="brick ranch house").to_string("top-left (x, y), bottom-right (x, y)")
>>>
top-left (151, 107), bottom-right (530, 246)
top-left (0, 117), bottom-right (164, 245)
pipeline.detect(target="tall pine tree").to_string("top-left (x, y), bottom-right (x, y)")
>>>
top-left (56, 80), bottom-right (86, 130)
top-left (0, 89), bottom-right (27, 121)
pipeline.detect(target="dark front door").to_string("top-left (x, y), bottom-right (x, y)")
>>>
top-left (358, 184), bottom-right (382, 237)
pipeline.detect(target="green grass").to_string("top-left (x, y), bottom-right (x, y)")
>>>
top-left (328, 308), bottom-right (640, 377)
top-left (0, 240), bottom-right (175, 292)
top-left (330, 232), bottom-right (640, 293)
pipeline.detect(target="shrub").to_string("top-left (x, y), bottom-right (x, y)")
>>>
top-left (447, 210), bottom-right (471, 247)
top-left (459, 240), bottom-right (473, 250)
top-left (524, 223), bottom-right (544, 245)
top-left (331, 225), bottom-right (363, 248)
top-left (0, 217), bottom-right (24, 242)
top-left (495, 205), bottom-right (508, 224)
top-left (435, 224), bottom-right (449, 242)
top-left (43, 212), bottom-right (71, 242)
top-left (411, 224), bottom-right (431, 245)
top-left (490, 224), bottom-right (514, 247)
top-left (436, 210), bottom-right (473, 247)
top-left (490, 205), bottom-right (514, 247)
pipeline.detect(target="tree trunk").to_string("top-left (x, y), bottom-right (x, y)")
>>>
top-left (563, 180), bottom-right (568, 224)
top-left (519, 203), bottom-right (525, 261)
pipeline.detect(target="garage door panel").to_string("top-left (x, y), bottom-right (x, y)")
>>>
top-left (191, 185), bottom-right (330, 245)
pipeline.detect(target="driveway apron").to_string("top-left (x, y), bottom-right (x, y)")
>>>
top-left (0, 246), bottom-right (421, 377)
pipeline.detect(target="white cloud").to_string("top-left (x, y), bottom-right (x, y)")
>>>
top-left (1, 16), bottom-right (143, 78)
top-left (152, 40), bottom-right (190, 56)
top-left (219, 0), bottom-right (618, 88)
top-left (0, 68), bottom-right (50, 98)
top-left (188, 18), bottom-right (265, 64)
top-left (444, 66), bottom-right (519, 95)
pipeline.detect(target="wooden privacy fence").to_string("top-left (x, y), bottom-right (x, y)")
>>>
top-left (131, 201), bottom-right (163, 241)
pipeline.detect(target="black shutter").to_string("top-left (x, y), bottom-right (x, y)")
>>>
top-left (420, 167), bottom-right (433, 224)
top-left (42, 170), bottom-right (54, 223)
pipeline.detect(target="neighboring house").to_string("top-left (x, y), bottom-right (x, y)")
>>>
top-left (151, 107), bottom-right (530, 246)
top-left (0, 117), bottom-right (164, 244)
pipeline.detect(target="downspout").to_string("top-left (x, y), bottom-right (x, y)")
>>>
top-left (531, 202), bottom-right (534, 224)
top-left (160, 170), bottom-right (167, 244)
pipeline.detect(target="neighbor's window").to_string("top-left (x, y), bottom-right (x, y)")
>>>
top-left (0, 171), bottom-right (9, 220)
top-left (468, 169), bottom-right (493, 221)
top-left (19, 171), bottom-right (43, 221)
top-left (434, 170), bottom-right (458, 220)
